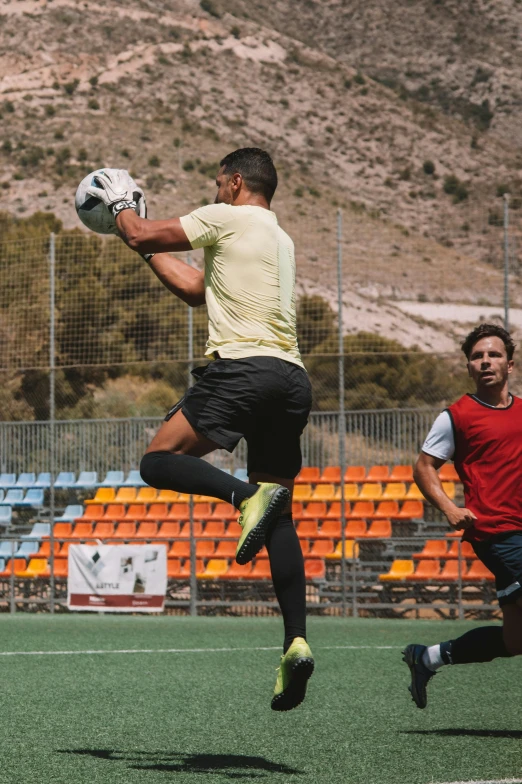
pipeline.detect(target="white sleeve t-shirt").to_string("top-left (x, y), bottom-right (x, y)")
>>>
top-left (422, 411), bottom-right (455, 461)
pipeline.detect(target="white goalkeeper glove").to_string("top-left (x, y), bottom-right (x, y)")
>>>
top-left (86, 169), bottom-right (145, 219)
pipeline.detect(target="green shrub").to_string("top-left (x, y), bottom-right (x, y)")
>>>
top-left (89, 75), bottom-right (98, 87)
top-left (200, 0), bottom-right (221, 16)
top-left (64, 79), bottom-right (79, 96)
top-left (45, 104), bottom-right (56, 117)
top-left (231, 25), bottom-right (240, 38)
top-left (423, 160), bottom-right (435, 175)
top-left (294, 186), bottom-right (304, 197)
top-left (183, 159), bottom-right (195, 171)
top-left (88, 98), bottom-right (100, 110)
top-left (2, 139), bottom-right (12, 154)
top-left (354, 72), bottom-right (365, 85)
top-left (148, 155), bottom-right (161, 167)
top-left (443, 174), bottom-right (468, 202)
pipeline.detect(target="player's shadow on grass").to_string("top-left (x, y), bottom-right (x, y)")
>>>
top-left (57, 749), bottom-right (304, 778)
top-left (403, 729), bottom-right (522, 739)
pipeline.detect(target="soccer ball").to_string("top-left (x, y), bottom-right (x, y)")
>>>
top-left (75, 169), bottom-right (146, 235)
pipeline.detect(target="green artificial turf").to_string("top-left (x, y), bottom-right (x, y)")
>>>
top-left (0, 616), bottom-right (521, 784)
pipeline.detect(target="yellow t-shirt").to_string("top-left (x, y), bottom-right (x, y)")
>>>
top-left (179, 203), bottom-right (304, 369)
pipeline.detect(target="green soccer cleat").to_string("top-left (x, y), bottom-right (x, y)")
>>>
top-left (235, 483), bottom-right (290, 565)
top-left (271, 637), bottom-right (314, 712)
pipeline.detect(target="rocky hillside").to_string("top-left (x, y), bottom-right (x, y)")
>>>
top-left (1, 0), bottom-right (522, 351)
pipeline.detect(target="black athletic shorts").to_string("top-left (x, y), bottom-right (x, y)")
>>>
top-left (164, 356), bottom-right (312, 479)
top-left (472, 531), bottom-right (522, 607)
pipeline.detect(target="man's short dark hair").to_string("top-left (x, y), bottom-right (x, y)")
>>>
top-left (461, 323), bottom-right (516, 361)
top-left (219, 147), bottom-right (278, 203)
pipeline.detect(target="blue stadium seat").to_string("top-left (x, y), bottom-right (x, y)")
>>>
top-left (75, 471), bottom-right (97, 488)
top-left (0, 490), bottom-right (4, 503)
top-left (54, 471), bottom-right (76, 488)
top-left (0, 473), bottom-right (16, 489)
top-left (15, 472), bottom-right (36, 488)
top-left (35, 472), bottom-right (51, 488)
top-left (19, 488), bottom-right (44, 507)
top-left (0, 507), bottom-right (12, 527)
top-left (123, 469), bottom-right (146, 487)
top-left (0, 541), bottom-right (15, 557)
top-left (54, 504), bottom-right (83, 522)
top-left (22, 522), bottom-right (51, 539)
top-left (0, 557), bottom-right (4, 573)
top-left (2, 489), bottom-right (24, 505)
top-left (14, 541), bottom-right (39, 559)
top-left (99, 470), bottom-right (124, 487)
top-left (233, 468), bottom-right (248, 482)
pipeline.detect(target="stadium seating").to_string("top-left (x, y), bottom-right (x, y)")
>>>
top-left (396, 501), bottom-right (423, 519)
top-left (215, 541), bottom-right (237, 558)
top-left (54, 471), bottom-right (76, 488)
top-left (15, 472), bottom-right (35, 488)
top-left (374, 501), bottom-right (399, 519)
top-left (293, 484), bottom-right (313, 502)
top-left (99, 470), bottom-right (124, 487)
top-left (74, 471), bottom-right (97, 488)
top-left (405, 483), bottom-right (424, 500)
top-left (250, 559), bottom-right (272, 579)
top-left (358, 483), bottom-right (383, 501)
top-left (233, 468), bottom-right (248, 482)
top-left (85, 488), bottom-right (115, 506)
top-left (435, 560), bottom-right (460, 581)
top-left (406, 560), bottom-right (441, 581)
top-left (114, 487), bottom-right (138, 504)
top-left (446, 540), bottom-right (476, 559)
top-left (179, 522), bottom-right (203, 538)
top-left (413, 539), bottom-right (448, 560)
top-left (2, 489), bottom-right (24, 505)
top-left (168, 503), bottom-right (190, 522)
top-left (325, 540), bottom-right (359, 560)
top-left (351, 501), bottom-right (374, 518)
top-left (0, 541), bottom-right (16, 558)
top-left (18, 488), bottom-right (44, 507)
top-left (345, 520), bottom-right (367, 538)
top-left (14, 541), bottom-right (39, 559)
top-left (310, 484), bottom-right (338, 502)
top-left (20, 558), bottom-right (50, 578)
top-left (225, 561), bottom-right (252, 579)
top-left (159, 490), bottom-right (182, 503)
top-left (136, 487), bottom-right (158, 503)
top-left (318, 520), bottom-right (341, 538)
top-left (211, 503), bottom-right (237, 521)
top-left (295, 466), bottom-right (321, 484)
top-left (439, 463), bottom-right (459, 482)
top-left (296, 521), bottom-right (319, 539)
top-left (379, 560), bottom-right (414, 581)
top-left (466, 561), bottom-right (494, 581)
top-left (53, 523), bottom-right (73, 539)
top-left (389, 465), bottom-right (414, 483)
top-left (136, 522), bottom-right (158, 539)
top-left (0, 473), bottom-right (16, 489)
top-left (366, 519), bottom-right (392, 538)
top-left (309, 539), bottom-right (335, 557)
top-left (33, 541), bottom-right (60, 558)
top-left (75, 505), bottom-right (104, 522)
top-left (300, 502), bottom-right (327, 521)
top-left (224, 521), bottom-right (241, 538)
top-left (0, 506), bottom-right (12, 526)
top-left (304, 559), bottom-right (326, 580)
top-left (300, 540), bottom-right (311, 556)
top-left (198, 559), bottom-right (228, 579)
top-left (157, 522), bottom-right (180, 538)
top-left (382, 483), bottom-right (407, 501)
top-left (23, 522), bottom-right (51, 539)
top-left (92, 522), bottom-right (115, 539)
top-left (345, 466), bottom-right (366, 483)
top-left (123, 469), bottom-right (146, 486)
top-left (202, 521), bottom-right (226, 538)
top-left (71, 522), bottom-right (94, 539)
top-left (55, 505), bottom-right (84, 522)
top-left (366, 466), bottom-right (390, 483)
top-left (441, 481), bottom-right (456, 500)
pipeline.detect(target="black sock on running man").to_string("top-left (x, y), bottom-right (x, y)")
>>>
top-left (265, 512), bottom-right (307, 653)
top-left (140, 450), bottom-right (259, 509)
top-left (424, 626), bottom-right (512, 671)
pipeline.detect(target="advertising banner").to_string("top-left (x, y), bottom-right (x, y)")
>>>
top-left (67, 544), bottom-right (167, 612)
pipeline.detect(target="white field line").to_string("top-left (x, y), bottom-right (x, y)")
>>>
top-left (435, 780), bottom-right (522, 784)
top-left (0, 644), bottom-right (397, 657)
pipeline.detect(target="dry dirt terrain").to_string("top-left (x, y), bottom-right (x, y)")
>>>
top-left (1, 0), bottom-right (522, 350)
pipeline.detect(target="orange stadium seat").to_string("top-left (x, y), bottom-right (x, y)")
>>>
top-left (179, 522), bottom-right (203, 538)
top-left (292, 501), bottom-right (304, 519)
top-left (169, 541), bottom-right (190, 559)
top-left (136, 487), bottom-right (158, 504)
top-left (309, 539), bottom-right (335, 557)
top-left (351, 501), bottom-right (374, 519)
top-left (75, 505), bottom-right (104, 522)
top-left (196, 541), bottom-right (215, 558)
top-left (447, 540), bottom-right (476, 559)
top-left (366, 465), bottom-right (390, 483)
top-left (319, 466), bottom-right (341, 483)
top-left (198, 559), bottom-right (229, 579)
top-left (435, 561), bottom-right (460, 581)
top-left (224, 521), bottom-right (241, 538)
top-left (366, 519), bottom-right (392, 538)
top-left (310, 484), bottom-right (337, 502)
top-left (358, 483), bottom-right (383, 501)
top-left (442, 481), bottom-right (456, 500)
top-left (167, 503), bottom-right (190, 522)
top-left (301, 502), bottom-right (327, 521)
top-left (71, 522), bottom-right (93, 539)
top-left (325, 540), bottom-right (359, 560)
top-left (374, 501), bottom-right (399, 519)
top-left (53, 522), bottom-right (73, 539)
top-left (136, 522), bottom-right (158, 539)
top-left (84, 488), bottom-right (115, 505)
top-left (295, 466), bottom-right (321, 484)
top-left (180, 559), bottom-right (204, 578)
top-left (466, 561), bottom-right (494, 581)
top-left (58, 542), bottom-right (70, 557)
top-left (114, 487), bottom-right (137, 504)
top-left (345, 519), bottom-right (367, 538)
top-left (406, 560), bottom-right (441, 581)
top-left (296, 521), bottom-right (319, 539)
top-left (192, 494), bottom-right (220, 503)
top-left (340, 484), bottom-right (359, 501)
top-left (250, 559), bottom-right (272, 579)
top-left (146, 503), bottom-right (169, 522)
top-left (225, 561), bottom-right (253, 579)
top-left (325, 502), bottom-right (351, 519)
top-left (53, 559), bottom-right (69, 578)
top-left (113, 522), bottom-right (137, 539)
top-left (20, 558), bottom-right (50, 578)
top-left (300, 540), bottom-right (311, 557)
top-left (34, 540), bottom-right (60, 559)
top-left (318, 520), bottom-right (342, 539)
top-left (202, 521), bottom-right (226, 539)
top-left (382, 483), bottom-right (407, 501)
top-left (167, 559), bottom-right (183, 578)
top-left (379, 560), bottom-right (414, 581)
top-left (91, 522), bottom-right (115, 540)
top-left (389, 465), bottom-right (414, 483)
top-left (345, 466), bottom-right (366, 483)
top-left (397, 501), bottom-right (424, 520)
top-left (293, 484), bottom-right (313, 502)
top-left (215, 541), bottom-right (237, 558)
top-left (304, 559), bottom-right (326, 580)
top-left (211, 503), bottom-right (237, 521)
top-left (120, 504), bottom-right (147, 521)
top-left (193, 503), bottom-right (213, 521)
top-left (413, 540), bottom-right (448, 560)
top-left (157, 521), bottom-right (180, 539)
top-left (102, 504), bottom-right (127, 522)
top-left (439, 463), bottom-right (459, 482)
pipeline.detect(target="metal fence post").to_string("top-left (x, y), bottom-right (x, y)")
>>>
top-left (337, 210), bottom-right (347, 616)
top-left (504, 194), bottom-right (510, 331)
top-left (189, 494), bottom-right (197, 616)
top-left (49, 233), bottom-right (56, 614)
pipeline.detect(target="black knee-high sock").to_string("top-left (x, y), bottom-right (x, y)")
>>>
top-left (265, 512), bottom-right (307, 652)
top-left (140, 451), bottom-right (258, 509)
top-left (441, 626), bottom-right (512, 665)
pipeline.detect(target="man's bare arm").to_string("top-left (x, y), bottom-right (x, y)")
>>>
top-left (145, 253), bottom-right (205, 307)
top-left (414, 452), bottom-right (476, 531)
top-left (116, 210), bottom-right (193, 254)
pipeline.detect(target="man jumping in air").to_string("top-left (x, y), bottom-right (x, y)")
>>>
top-left (87, 148), bottom-right (314, 711)
top-left (403, 323), bottom-right (522, 708)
